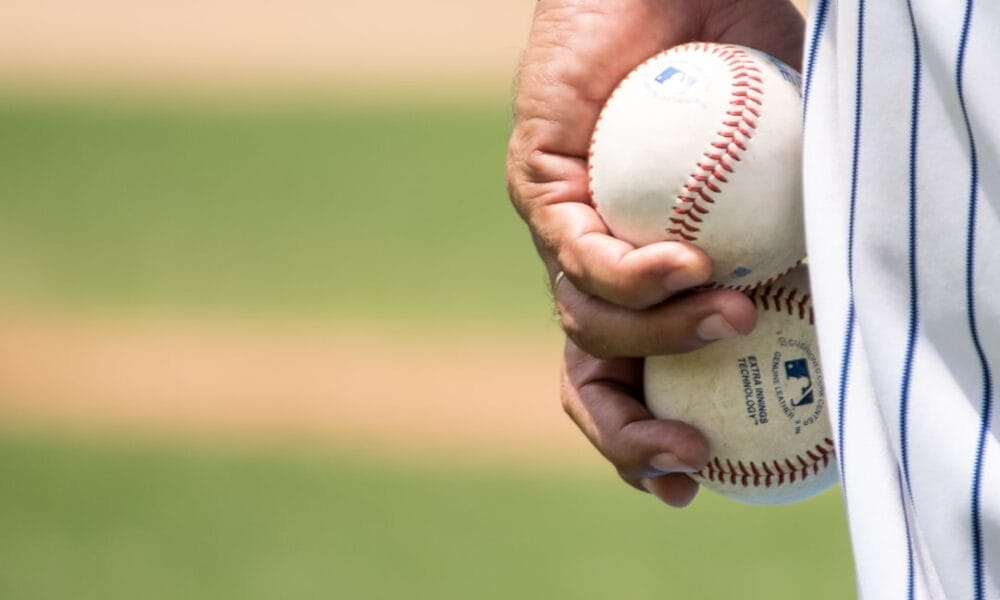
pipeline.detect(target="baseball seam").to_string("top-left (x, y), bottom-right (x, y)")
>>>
top-left (667, 44), bottom-right (762, 250)
top-left (694, 278), bottom-right (825, 490)
top-left (723, 260), bottom-right (803, 294)
top-left (589, 44), bottom-right (803, 296)
top-left (588, 44), bottom-right (781, 293)
top-left (747, 277), bottom-right (815, 325)
top-left (697, 438), bottom-right (835, 489)
top-left (588, 43), bottom-right (760, 206)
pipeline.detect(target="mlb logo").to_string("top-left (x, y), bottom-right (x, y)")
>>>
top-left (784, 358), bottom-right (814, 407)
top-left (654, 65), bottom-right (699, 95)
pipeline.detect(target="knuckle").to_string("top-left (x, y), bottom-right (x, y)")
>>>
top-left (559, 313), bottom-right (589, 350)
top-left (584, 342), bottom-right (617, 361)
top-left (558, 309), bottom-right (615, 359)
top-left (504, 165), bottom-right (518, 202)
top-left (559, 391), bottom-right (574, 417)
top-left (504, 167), bottom-right (528, 215)
top-left (618, 293), bottom-right (653, 312)
top-left (596, 281), bottom-right (651, 312)
top-left (560, 247), bottom-right (657, 312)
top-left (555, 246), bottom-right (581, 282)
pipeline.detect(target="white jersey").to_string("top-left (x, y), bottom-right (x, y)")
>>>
top-left (802, 1), bottom-right (1000, 598)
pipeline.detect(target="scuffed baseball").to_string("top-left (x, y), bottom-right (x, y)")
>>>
top-left (644, 266), bottom-right (837, 504)
top-left (589, 43), bottom-right (805, 290)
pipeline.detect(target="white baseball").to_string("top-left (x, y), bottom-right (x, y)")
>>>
top-left (589, 43), bottom-right (805, 290)
top-left (644, 266), bottom-right (837, 504)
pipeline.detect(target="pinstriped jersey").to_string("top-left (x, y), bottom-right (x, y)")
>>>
top-left (802, 0), bottom-right (999, 598)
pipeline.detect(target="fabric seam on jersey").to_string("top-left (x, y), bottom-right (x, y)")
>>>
top-left (956, 2), bottom-right (994, 598)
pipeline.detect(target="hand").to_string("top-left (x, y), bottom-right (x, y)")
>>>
top-left (507, 0), bottom-right (803, 357)
top-left (507, 0), bottom-right (805, 505)
top-left (562, 339), bottom-right (712, 506)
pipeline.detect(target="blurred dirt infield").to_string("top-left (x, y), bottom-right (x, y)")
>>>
top-left (0, 0), bottom-right (807, 463)
top-left (0, 0), bottom-right (537, 96)
top-left (0, 313), bottom-right (593, 465)
top-left (0, 1), bottom-right (578, 462)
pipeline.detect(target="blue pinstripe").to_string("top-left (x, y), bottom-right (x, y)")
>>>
top-left (898, 2), bottom-right (923, 597)
top-left (898, 472), bottom-right (916, 599)
top-left (899, 0), bottom-right (921, 496)
top-left (802, 0), bottom-right (831, 125)
top-left (955, 2), bottom-right (994, 598)
top-left (801, 0), bottom-right (851, 488)
top-left (835, 0), bottom-right (867, 494)
top-left (803, 2), bottom-right (999, 597)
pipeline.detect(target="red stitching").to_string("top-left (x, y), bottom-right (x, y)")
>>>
top-left (587, 44), bottom-right (766, 248)
top-left (710, 260), bottom-right (803, 294)
top-left (697, 438), bottom-right (835, 488)
top-left (739, 265), bottom-right (813, 324)
top-left (667, 230), bottom-right (698, 241)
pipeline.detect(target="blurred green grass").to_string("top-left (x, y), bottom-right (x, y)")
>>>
top-left (0, 95), bottom-right (854, 598)
top-left (0, 96), bottom-right (549, 325)
top-left (0, 431), bottom-right (853, 600)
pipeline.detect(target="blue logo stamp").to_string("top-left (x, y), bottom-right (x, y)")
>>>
top-left (729, 266), bottom-right (753, 280)
top-left (653, 65), bottom-right (698, 93)
top-left (770, 337), bottom-right (825, 434)
top-left (784, 358), bottom-right (814, 407)
top-left (647, 61), bottom-right (705, 102)
top-left (655, 66), bottom-right (696, 86)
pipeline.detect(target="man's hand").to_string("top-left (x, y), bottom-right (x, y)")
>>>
top-left (562, 339), bottom-right (712, 506)
top-left (507, 0), bottom-right (804, 505)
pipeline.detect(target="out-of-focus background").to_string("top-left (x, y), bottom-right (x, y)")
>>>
top-left (0, 1), bottom-right (852, 599)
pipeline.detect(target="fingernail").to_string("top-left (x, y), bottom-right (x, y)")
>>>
top-left (664, 268), bottom-right (705, 294)
top-left (696, 313), bottom-right (740, 341)
top-left (650, 452), bottom-right (698, 474)
top-left (640, 477), bottom-right (655, 493)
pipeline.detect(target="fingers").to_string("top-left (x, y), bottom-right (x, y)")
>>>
top-left (640, 474), bottom-right (701, 508)
top-left (556, 281), bottom-right (757, 358)
top-left (703, 0), bottom-right (805, 70)
top-left (539, 199), bottom-right (714, 310)
top-left (509, 147), bottom-right (713, 310)
top-left (561, 341), bottom-right (710, 507)
top-left (506, 2), bottom-right (716, 312)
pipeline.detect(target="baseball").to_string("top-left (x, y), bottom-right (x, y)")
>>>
top-left (644, 266), bottom-right (837, 504)
top-left (589, 43), bottom-right (805, 290)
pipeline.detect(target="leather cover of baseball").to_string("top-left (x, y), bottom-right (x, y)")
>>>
top-left (644, 266), bottom-right (837, 504)
top-left (589, 43), bottom-right (805, 290)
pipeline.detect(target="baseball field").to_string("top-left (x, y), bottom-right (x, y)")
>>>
top-left (0, 1), bottom-right (852, 598)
